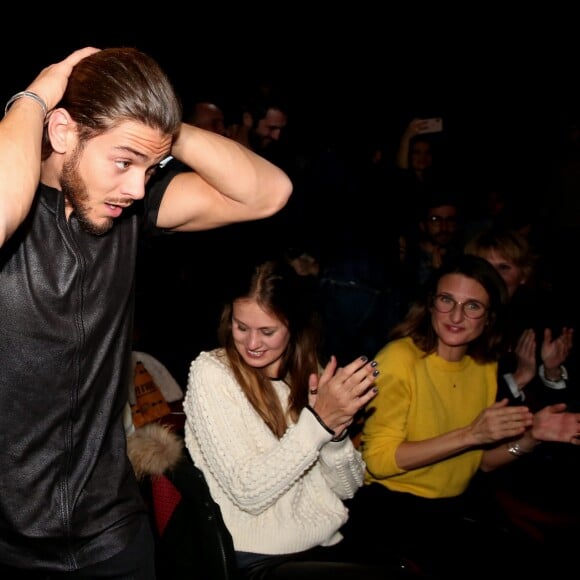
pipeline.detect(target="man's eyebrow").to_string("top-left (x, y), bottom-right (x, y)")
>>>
top-left (112, 145), bottom-right (147, 159)
top-left (113, 146), bottom-right (168, 166)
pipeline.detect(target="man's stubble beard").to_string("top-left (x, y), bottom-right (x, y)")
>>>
top-left (60, 146), bottom-right (114, 236)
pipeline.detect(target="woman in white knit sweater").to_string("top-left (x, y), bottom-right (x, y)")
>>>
top-left (183, 259), bottom-right (397, 579)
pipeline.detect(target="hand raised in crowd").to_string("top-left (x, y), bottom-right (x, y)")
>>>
top-left (468, 398), bottom-right (534, 445)
top-left (308, 355), bottom-right (378, 436)
top-left (513, 328), bottom-right (537, 389)
top-left (402, 117), bottom-right (431, 139)
top-left (541, 326), bottom-right (574, 372)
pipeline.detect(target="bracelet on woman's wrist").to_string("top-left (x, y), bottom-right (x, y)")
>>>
top-left (4, 91), bottom-right (48, 118)
top-left (506, 441), bottom-right (534, 457)
top-left (330, 429), bottom-right (349, 442)
top-left (306, 405), bottom-right (337, 438)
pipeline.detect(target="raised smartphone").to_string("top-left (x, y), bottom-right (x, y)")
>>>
top-left (418, 117), bottom-right (443, 134)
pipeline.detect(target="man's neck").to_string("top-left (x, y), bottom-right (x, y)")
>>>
top-left (40, 156), bottom-right (61, 189)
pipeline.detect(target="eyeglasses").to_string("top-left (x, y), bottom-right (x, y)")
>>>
top-left (432, 294), bottom-right (488, 319)
top-left (428, 215), bottom-right (457, 224)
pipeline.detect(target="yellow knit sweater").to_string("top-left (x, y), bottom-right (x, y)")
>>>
top-left (361, 337), bottom-right (497, 498)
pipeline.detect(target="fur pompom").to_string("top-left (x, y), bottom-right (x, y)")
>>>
top-left (127, 422), bottom-right (184, 480)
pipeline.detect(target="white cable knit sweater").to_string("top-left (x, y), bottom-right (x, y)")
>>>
top-left (183, 349), bottom-right (365, 555)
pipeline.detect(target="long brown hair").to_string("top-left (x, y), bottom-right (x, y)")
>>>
top-left (389, 254), bottom-right (508, 363)
top-left (218, 260), bottom-right (321, 438)
top-left (42, 47), bottom-right (182, 159)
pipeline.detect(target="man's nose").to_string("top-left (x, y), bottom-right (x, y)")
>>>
top-left (124, 174), bottom-right (147, 200)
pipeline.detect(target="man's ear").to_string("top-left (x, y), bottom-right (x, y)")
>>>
top-left (46, 108), bottom-right (76, 154)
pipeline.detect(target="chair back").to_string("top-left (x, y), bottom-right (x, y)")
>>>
top-left (151, 453), bottom-right (239, 579)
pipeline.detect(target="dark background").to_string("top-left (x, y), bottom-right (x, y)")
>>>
top-left (5, 8), bottom-right (579, 384)
top-left (3, 8), bottom-right (579, 183)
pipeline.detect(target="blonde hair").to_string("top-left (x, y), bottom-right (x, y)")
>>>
top-left (464, 226), bottom-right (536, 285)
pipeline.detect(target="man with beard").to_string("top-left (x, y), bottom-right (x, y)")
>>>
top-left (400, 192), bottom-right (464, 295)
top-left (228, 88), bottom-right (289, 163)
top-left (220, 87), bottom-right (301, 272)
top-left (0, 47), bottom-right (292, 579)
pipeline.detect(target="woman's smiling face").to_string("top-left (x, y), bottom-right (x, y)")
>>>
top-left (480, 249), bottom-right (526, 298)
top-left (431, 273), bottom-right (490, 361)
top-left (231, 298), bottom-right (291, 377)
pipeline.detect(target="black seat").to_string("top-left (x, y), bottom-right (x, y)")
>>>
top-left (145, 452), bottom-right (239, 580)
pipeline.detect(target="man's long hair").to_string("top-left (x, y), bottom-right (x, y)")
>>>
top-left (42, 47), bottom-right (182, 159)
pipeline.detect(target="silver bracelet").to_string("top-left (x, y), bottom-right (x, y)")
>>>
top-left (543, 364), bottom-right (568, 382)
top-left (4, 91), bottom-right (48, 118)
top-left (507, 442), bottom-right (531, 457)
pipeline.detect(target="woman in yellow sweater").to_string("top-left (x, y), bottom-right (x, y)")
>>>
top-left (342, 254), bottom-right (580, 579)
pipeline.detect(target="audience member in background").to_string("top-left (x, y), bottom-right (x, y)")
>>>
top-left (0, 46), bottom-right (292, 578)
top-left (219, 85), bottom-right (308, 279)
top-left (462, 177), bottom-right (545, 256)
top-left (183, 259), bottom-right (399, 580)
top-left (341, 254), bottom-right (580, 580)
top-left (228, 88), bottom-right (290, 165)
top-left (285, 246), bottom-right (321, 277)
top-left (464, 227), bottom-right (579, 568)
top-left (463, 226), bottom-right (574, 408)
top-left (395, 118), bottom-right (440, 173)
top-left (400, 191), bottom-right (464, 294)
top-left (463, 178), bottom-right (517, 242)
top-left (183, 98), bottom-right (227, 136)
top-left (390, 116), bottom-right (448, 237)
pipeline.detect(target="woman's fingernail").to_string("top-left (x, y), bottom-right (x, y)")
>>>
top-left (360, 355), bottom-right (368, 362)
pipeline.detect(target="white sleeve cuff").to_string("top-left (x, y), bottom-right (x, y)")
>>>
top-left (503, 373), bottom-right (525, 401)
top-left (538, 364), bottom-right (568, 390)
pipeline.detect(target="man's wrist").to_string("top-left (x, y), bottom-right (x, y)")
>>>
top-left (543, 364), bottom-right (567, 381)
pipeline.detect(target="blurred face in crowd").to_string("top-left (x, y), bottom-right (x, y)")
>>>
top-left (422, 204), bottom-right (458, 247)
top-left (189, 102), bottom-right (227, 136)
top-left (410, 139), bottom-right (432, 172)
top-left (232, 297), bottom-right (290, 377)
top-left (252, 108), bottom-right (288, 152)
top-left (431, 273), bottom-right (489, 361)
top-left (479, 250), bottom-right (526, 299)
